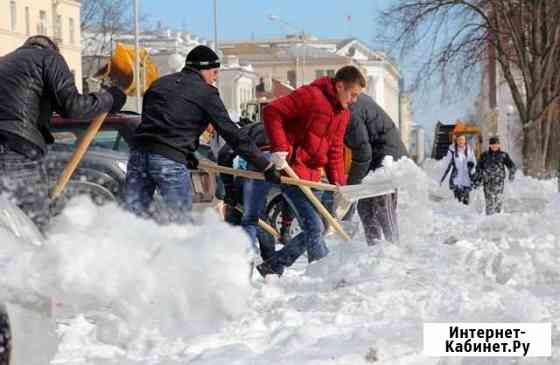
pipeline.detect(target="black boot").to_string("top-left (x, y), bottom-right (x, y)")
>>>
top-left (256, 261), bottom-right (284, 278)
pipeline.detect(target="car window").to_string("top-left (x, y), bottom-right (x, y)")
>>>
top-left (52, 129), bottom-right (130, 152)
top-left (90, 131), bottom-right (120, 150)
top-left (52, 132), bottom-right (78, 145)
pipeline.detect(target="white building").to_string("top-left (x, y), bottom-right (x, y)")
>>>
top-left (335, 39), bottom-right (402, 125)
top-left (399, 93), bottom-right (413, 150)
top-left (220, 37), bottom-right (405, 128)
top-left (1, 0), bottom-right (82, 89)
top-left (217, 55), bottom-right (259, 121)
top-left (82, 29), bottom-right (258, 120)
top-left (409, 124), bottom-right (426, 163)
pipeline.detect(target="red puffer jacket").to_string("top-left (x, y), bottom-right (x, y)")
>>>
top-left (263, 77), bottom-right (349, 185)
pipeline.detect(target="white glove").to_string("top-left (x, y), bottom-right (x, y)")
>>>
top-left (381, 155), bottom-right (394, 168)
top-left (271, 151), bottom-right (289, 170)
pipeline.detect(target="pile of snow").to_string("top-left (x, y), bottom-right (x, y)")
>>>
top-left (0, 160), bottom-right (558, 364)
top-left (1, 196), bottom-right (256, 363)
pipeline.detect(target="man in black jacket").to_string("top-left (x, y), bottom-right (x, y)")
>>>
top-left (217, 121), bottom-right (280, 261)
top-left (0, 35), bottom-right (125, 232)
top-left (125, 45), bottom-right (281, 223)
top-left (343, 94), bottom-right (408, 245)
top-left (472, 136), bottom-right (517, 215)
top-left (217, 122), bottom-right (269, 223)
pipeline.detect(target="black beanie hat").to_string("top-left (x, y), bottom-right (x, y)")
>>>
top-left (185, 45), bottom-right (220, 70)
top-left (489, 136), bottom-right (500, 145)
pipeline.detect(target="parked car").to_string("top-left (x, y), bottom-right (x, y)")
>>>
top-left (49, 112), bottom-right (308, 243)
top-left (48, 112), bottom-right (218, 219)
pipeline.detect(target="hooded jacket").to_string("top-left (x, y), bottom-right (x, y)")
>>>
top-left (344, 94), bottom-right (408, 185)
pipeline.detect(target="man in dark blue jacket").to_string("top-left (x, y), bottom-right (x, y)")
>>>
top-left (343, 94), bottom-right (408, 245)
top-left (0, 35), bottom-right (125, 232)
top-left (125, 45), bottom-right (281, 223)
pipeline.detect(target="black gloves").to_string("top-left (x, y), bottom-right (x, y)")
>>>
top-left (264, 164), bottom-right (282, 184)
top-left (105, 86), bottom-right (127, 114)
top-left (185, 153), bottom-right (199, 170)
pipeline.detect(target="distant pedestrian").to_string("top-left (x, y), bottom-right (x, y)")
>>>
top-left (472, 136), bottom-right (516, 215)
top-left (440, 135), bottom-right (476, 205)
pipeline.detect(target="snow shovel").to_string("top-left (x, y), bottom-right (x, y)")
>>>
top-left (198, 159), bottom-right (402, 202)
top-left (282, 165), bottom-right (351, 241)
top-left (50, 112), bottom-right (109, 199)
top-left (198, 159), bottom-right (338, 192)
top-left (234, 205), bottom-right (279, 238)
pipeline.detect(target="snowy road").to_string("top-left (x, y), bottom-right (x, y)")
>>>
top-left (1, 160), bottom-right (558, 364)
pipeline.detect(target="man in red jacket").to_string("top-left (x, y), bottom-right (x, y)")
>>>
top-left (240, 65), bottom-right (366, 277)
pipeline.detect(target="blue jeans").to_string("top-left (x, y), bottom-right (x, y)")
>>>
top-left (241, 179), bottom-right (328, 275)
top-left (125, 150), bottom-right (192, 224)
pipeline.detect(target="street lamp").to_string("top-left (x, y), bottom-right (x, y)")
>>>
top-left (213, 0), bottom-right (219, 53)
top-left (267, 14), bottom-right (306, 87)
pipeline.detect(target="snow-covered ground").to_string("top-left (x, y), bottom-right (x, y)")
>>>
top-left (1, 159), bottom-right (558, 364)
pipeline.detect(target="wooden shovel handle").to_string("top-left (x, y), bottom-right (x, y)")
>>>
top-left (282, 165), bottom-right (350, 241)
top-left (197, 159), bottom-right (338, 192)
top-left (50, 112), bottom-right (109, 199)
top-left (234, 205), bottom-right (279, 238)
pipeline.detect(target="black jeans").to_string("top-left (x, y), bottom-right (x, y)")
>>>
top-left (357, 191), bottom-right (400, 245)
top-left (453, 186), bottom-right (471, 205)
top-left (0, 147), bottom-right (50, 232)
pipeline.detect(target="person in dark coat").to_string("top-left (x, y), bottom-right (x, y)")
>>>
top-left (217, 122), bottom-right (269, 224)
top-left (217, 121), bottom-right (282, 261)
top-left (343, 94), bottom-right (408, 245)
top-left (0, 35), bottom-right (125, 232)
top-left (472, 136), bottom-right (517, 215)
top-left (125, 45), bottom-right (281, 223)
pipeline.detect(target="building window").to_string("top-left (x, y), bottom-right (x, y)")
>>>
top-left (315, 69), bottom-right (335, 79)
top-left (287, 70), bottom-right (297, 88)
top-left (54, 14), bottom-right (62, 42)
top-left (69, 18), bottom-right (75, 45)
top-left (38, 10), bottom-right (48, 35)
top-left (10, 1), bottom-right (17, 32)
top-left (25, 6), bottom-right (30, 35)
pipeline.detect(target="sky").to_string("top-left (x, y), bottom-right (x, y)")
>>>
top-left (139, 0), bottom-right (479, 135)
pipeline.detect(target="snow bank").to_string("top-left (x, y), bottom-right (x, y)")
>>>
top-left (175, 160), bottom-right (559, 364)
top-left (1, 159), bottom-right (558, 364)
top-left (1, 196), bottom-right (257, 363)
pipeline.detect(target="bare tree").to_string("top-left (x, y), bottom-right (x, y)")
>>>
top-left (383, 0), bottom-right (560, 176)
top-left (80, 0), bottom-right (133, 78)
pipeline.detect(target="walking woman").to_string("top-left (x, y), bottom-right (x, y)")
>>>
top-left (440, 135), bottom-right (477, 204)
